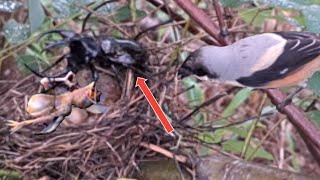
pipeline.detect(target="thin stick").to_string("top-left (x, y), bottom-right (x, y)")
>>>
top-left (241, 93), bottom-right (267, 159)
top-left (139, 142), bottom-right (187, 163)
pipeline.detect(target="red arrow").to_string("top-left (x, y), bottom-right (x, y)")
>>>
top-left (135, 77), bottom-right (174, 134)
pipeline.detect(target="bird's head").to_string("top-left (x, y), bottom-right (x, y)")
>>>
top-left (178, 48), bottom-right (218, 79)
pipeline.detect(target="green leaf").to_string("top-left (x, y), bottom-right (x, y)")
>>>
top-left (220, 0), bottom-right (252, 7)
top-left (301, 6), bottom-right (320, 33)
top-left (0, 0), bottom-right (22, 13)
top-left (198, 130), bottom-right (225, 144)
top-left (227, 126), bottom-right (249, 138)
top-left (193, 113), bottom-right (206, 125)
top-left (308, 111), bottom-right (320, 127)
top-left (0, 169), bottom-right (20, 180)
top-left (182, 77), bottom-right (205, 107)
top-left (182, 77), bottom-right (206, 124)
top-left (284, 125), bottom-right (300, 171)
top-left (222, 88), bottom-right (252, 118)
top-left (222, 140), bottom-right (243, 153)
top-left (113, 5), bottom-right (146, 22)
top-left (290, 11), bottom-right (306, 28)
top-left (16, 55), bottom-right (45, 74)
top-left (28, 0), bottom-right (45, 33)
top-left (263, 0), bottom-right (320, 6)
top-left (222, 140), bottom-right (274, 160)
top-left (260, 0), bottom-right (320, 32)
top-left (51, 0), bottom-right (95, 18)
top-left (3, 19), bottom-right (30, 44)
top-left (307, 71), bottom-right (320, 96)
top-left (239, 8), bottom-right (275, 27)
top-left (198, 146), bottom-right (216, 156)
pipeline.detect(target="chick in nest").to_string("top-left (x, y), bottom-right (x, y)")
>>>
top-left (7, 77), bottom-right (101, 134)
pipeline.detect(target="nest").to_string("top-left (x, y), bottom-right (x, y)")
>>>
top-left (0, 26), bottom-right (221, 178)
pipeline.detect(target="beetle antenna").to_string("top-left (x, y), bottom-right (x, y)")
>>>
top-left (37, 30), bottom-right (77, 42)
top-left (134, 19), bottom-right (173, 40)
top-left (23, 54), bottom-right (68, 78)
top-left (22, 63), bottom-right (46, 78)
top-left (81, 0), bottom-right (119, 33)
top-left (41, 40), bottom-right (67, 54)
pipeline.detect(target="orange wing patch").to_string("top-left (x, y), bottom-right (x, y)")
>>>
top-left (265, 55), bottom-right (320, 88)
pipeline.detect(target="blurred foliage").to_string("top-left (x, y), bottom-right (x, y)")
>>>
top-left (51, 0), bottom-right (94, 18)
top-left (285, 125), bottom-right (301, 171)
top-left (198, 111), bottom-right (271, 160)
top-left (221, 0), bottom-right (320, 32)
top-left (239, 8), bottom-right (284, 27)
top-left (307, 71), bottom-right (320, 96)
top-left (28, 0), bottom-right (45, 33)
top-left (113, 5), bottom-right (146, 23)
top-left (16, 54), bottom-right (46, 74)
top-left (222, 88), bottom-right (252, 118)
top-left (309, 111), bottom-right (320, 128)
top-left (220, 0), bottom-right (251, 8)
top-left (222, 139), bottom-right (274, 160)
top-left (3, 19), bottom-right (30, 44)
top-left (182, 77), bottom-right (204, 107)
top-left (307, 72), bottom-right (320, 122)
top-left (0, 0), bottom-right (22, 12)
top-left (182, 77), bottom-right (206, 124)
top-left (0, 169), bottom-right (20, 180)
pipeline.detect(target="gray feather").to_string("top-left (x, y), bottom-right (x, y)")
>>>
top-left (197, 33), bottom-right (286, 83)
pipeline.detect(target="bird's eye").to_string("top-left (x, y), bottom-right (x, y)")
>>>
top-left (195, 67), bottom-right (218, 78)
top-left (194, 67), bottom-right (207, 76)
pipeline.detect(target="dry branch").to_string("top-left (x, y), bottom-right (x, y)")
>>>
top-left (196, 155), bottom-right (317, 179)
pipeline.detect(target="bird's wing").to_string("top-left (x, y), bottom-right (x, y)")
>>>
top-left (274, 31), bottom-right (320, 40)
top-left (237, 33), bottom-right (320, 87)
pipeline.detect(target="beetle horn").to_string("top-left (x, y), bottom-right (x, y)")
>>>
top-left (41, 40), bottom-right (68, 54)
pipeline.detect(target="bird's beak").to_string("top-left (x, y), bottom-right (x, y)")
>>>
top-left (178, 65), bottom-right (193, 79)
top-left (178, 50), bottom-right (201, 79)
top-left (178, 54), bottom-right (195, 79)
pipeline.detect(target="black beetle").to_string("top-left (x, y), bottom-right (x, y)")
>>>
top-left (24, 0), bottom-right (172, 89)
top-left (26, 29), bottom-right (146, 83)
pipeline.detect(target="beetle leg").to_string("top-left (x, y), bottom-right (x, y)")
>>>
top-left (38, 55), bottom-right (77, 92)
top-left (134, 19), bottom-right (173, 40)
top-left (40, 71), bottom-right (77, 90)
top-left (39, 70), bottom-right (73, 92)
top-left (113, 39), bottom-right (146, 55)
top-left (41, 40), bottom-right (67, 54)
top-left (23, 55), bottom-right (74, 92)
top-left (110, 64), bottom-right (123, 84)
top-left (81, 0), bottom-right (118, 33)
top-left (89, 63), bottom-right (99, 82)
top-left (23, 54), bottom-right (68, 79)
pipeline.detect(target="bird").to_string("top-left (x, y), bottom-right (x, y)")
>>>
top-left (179, 31), bottom-right (320, 89)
